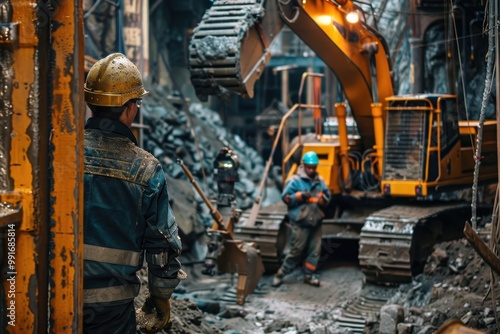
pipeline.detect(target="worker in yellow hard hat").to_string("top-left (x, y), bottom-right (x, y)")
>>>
top-left (83, 53), bottom-right (185, 334)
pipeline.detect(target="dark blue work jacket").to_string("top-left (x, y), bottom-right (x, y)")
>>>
top-left (83, 117), bottom-right (181, 306)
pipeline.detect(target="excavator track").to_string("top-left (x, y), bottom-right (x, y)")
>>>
top-left (188, 0), bottom-right (269, 101)
top-left (359, 204), bottom-right (472, 285)
top-left (233, 201), bottom-right (289, 273)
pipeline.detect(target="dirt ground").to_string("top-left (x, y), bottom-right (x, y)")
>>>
top-left (148, 194), bottom-right (500, 334)
top-left (137, 223), bottom-right (500, 334)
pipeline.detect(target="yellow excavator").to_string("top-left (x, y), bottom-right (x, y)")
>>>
top-left (189, 0), bottom-right (497, 284)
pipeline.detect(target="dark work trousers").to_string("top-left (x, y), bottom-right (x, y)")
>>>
top-left (83, 301), bottom-right (138, 334)
top-left (280, 223), bottom-right (322, 275)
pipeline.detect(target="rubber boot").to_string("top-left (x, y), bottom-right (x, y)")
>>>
top-left (272, 269), bottom-right (284, 287)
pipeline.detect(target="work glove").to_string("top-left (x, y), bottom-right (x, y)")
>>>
top-left (138, 296), bottom-right (171, 333)
top-left (296, 191), bottom-right (311, 202)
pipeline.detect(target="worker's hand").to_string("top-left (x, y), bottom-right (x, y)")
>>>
top-left (138, 296), bottom-right (171, 333)
top-left (296, 191), bottom-right (311, 202)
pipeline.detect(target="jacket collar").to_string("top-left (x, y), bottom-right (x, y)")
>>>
top-left (297, 164), bottom-right (319, 182)
top-left (85, 117), bottom-right (138, 146)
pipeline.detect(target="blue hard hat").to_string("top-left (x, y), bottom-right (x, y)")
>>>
top-left (302, 151), bottom-right (319, 165)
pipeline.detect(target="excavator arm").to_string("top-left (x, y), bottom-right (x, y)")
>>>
top-left (189, 0), bottom-right (394, 150)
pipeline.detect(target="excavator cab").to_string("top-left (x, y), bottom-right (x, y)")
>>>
top-left (381, 95), bottom-right (497, 199)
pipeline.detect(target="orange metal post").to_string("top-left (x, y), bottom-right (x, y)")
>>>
top-left (49, 1), bottom-right (84, 332)
top-left (313, 76), bottom-right (322, 136)
top-left (8, 2), bottom-right (40, 331)
top-left (4, 1), bottom-right (84, 333)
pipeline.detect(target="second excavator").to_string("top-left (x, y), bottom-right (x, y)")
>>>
top-left (188, 0), bottom-right (497, 285)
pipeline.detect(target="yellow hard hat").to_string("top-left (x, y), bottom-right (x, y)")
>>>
top-left (84, 53), bottom-right (148, 107)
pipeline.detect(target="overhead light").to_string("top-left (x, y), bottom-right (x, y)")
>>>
top-left (346, 11), bottom-right (359, 24)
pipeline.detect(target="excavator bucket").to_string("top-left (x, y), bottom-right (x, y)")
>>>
top-left (189, 0), bottom-right (283, 101)
top-left (217, 236), bottom-right (265, 305)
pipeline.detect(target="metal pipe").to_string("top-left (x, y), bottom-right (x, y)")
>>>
top-left (371, 102), bottom-right (384, 176)
top-left (282, 70), bottom-right (289, 107)
top-left (273, 64), bottom-right (298, 155)
top-left (245, 101), bottom-right (324, 227)
top-left (335, 102), bottom-right (351, 190)
top-left (298, 71), bottom-right (324, 144)
top-left (282, 69), bottom-right (290, 154)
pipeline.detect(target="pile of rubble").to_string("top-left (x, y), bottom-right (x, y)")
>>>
top-left (136, 86), bottom-right (281, 333)
top-left (144, 228), bottom-right (499, 334)
top-left (141, 85), bottom-right (276, 247)
top-left (377, 224), bottom-right (500, 334)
